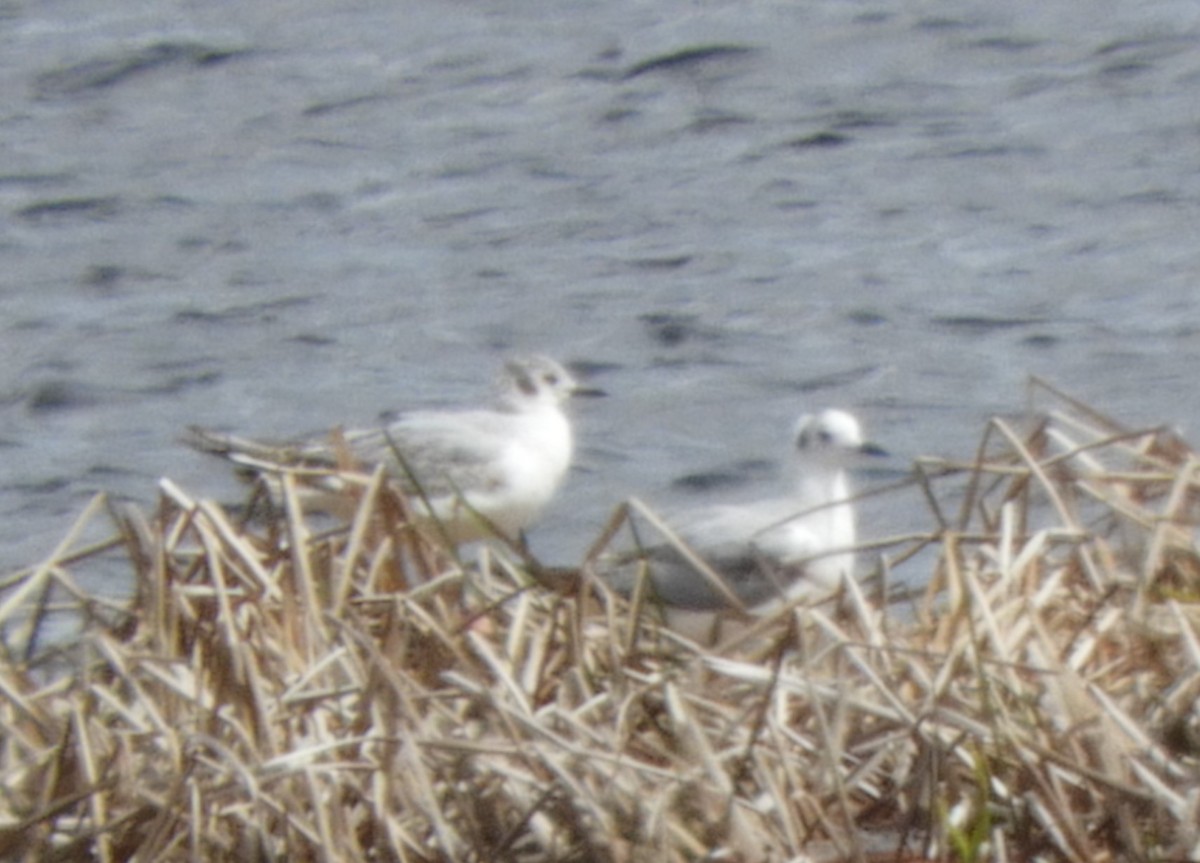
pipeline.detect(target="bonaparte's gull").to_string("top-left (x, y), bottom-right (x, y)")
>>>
top-left (185, 355), bottom-right (600, 542)
top-left (603, 409), bottom-right (883, 640)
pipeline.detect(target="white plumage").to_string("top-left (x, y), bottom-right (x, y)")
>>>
top-left (604, 408), bottom-right (883, 639)
top-left (186, 355), bottom-right (592, 542)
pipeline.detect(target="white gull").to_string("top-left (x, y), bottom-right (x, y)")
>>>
top-left (185, 355), bottom-right (600, 543)
top-left (603, 408), bottom-right (883, 641)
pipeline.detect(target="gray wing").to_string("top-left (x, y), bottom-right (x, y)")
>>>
top-left (602, 499), bottom-right (823, 611)
top-left (186, 409), bottom-right (515, 499)
top-left (339, 410), bottom-right (515, 498)
top-left (606, 540), bottom-right (802, 611)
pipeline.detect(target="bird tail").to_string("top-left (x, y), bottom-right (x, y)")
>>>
top-left (182, 426), bottom-right (299, 470)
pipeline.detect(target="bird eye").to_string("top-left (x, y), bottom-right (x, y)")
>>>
top-left (544, 373), bottom-right (559, 386)
top-left (817, 429), bottom-right (833, 444)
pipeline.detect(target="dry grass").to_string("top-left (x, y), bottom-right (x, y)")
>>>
top-left (2, 379), bottom-right (1200, 862)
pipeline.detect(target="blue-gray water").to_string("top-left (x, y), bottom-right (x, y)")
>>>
top-left (2, 0), bottom-right (1200, 580)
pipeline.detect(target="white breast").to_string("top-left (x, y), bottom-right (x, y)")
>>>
top-left (463, 407), bottom-right (573, 537)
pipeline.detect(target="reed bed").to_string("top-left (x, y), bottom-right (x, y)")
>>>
top-left (1, 379), bottom-right (1199, 862)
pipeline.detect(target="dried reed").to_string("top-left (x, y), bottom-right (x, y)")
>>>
top-left (1, 379), bottom-right (1199, 862)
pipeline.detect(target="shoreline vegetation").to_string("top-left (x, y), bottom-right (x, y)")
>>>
top-left (2, 379), bottom-right (1199, 861)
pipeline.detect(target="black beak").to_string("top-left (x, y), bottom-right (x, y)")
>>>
top-left (859, 441), bottom-right (888, 457)
top-left (571, 386), bottom-right (608, 399)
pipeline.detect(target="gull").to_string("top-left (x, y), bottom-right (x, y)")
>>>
top-left (185, 355), bottom-right (600, 543)
top-left (603, 409), bottom-right (884, 641)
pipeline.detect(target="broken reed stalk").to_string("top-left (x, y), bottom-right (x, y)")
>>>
top-left (1, 382), bottom-right (1199, 862)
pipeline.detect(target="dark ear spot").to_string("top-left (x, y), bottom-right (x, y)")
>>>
top-left (515, 370), bottom-right (537, 396)
top-left (797, 426), bottom-right (832, 449)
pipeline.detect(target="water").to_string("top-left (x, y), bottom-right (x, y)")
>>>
top-left (2, 0), bottom-right (1199, 580)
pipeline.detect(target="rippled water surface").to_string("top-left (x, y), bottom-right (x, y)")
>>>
top-left (2, 0), bottom-right (1199, 575)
